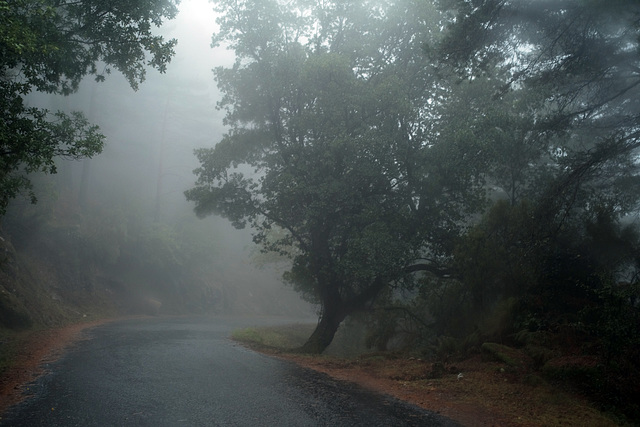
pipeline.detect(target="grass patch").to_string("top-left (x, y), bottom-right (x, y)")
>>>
top-left (231, 321), bottom-right (370, 357)
top-left (231, 323), bottom-right (316, 350)
top-left (231, 327), bottom-right (265, 344)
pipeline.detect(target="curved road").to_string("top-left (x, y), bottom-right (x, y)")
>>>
top-left (1, 316), bottom-right (459, 426)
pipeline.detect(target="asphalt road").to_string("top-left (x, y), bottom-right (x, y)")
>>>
top-left (0, 316), bottom-right (459, 426)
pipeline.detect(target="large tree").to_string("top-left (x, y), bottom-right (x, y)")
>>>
top-left (0, 0), bottom-right (179, 213)
top-left (186, 0), bottom-right (485, 353)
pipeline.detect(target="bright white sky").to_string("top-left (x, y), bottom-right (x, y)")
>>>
top-left (178, 0), bottom-right (217, 29)
top-left (166, 0), bottom-right (235, 82)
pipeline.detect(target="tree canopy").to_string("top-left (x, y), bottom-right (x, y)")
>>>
top-left (0, 0), bottom-right (179, 213)
top-left (188, 0), bottom-right (640, 376)
top-left (186, 0), bottom-right (486, 353)
top-left (437, 0), bottom-right (640, 221)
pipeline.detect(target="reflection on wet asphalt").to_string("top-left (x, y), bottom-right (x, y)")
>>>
top-left (1, 316), bottom-right (460, 426)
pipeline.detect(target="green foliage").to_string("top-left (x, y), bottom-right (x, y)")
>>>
top-left (231, 327), bottom-right (266, 345)
top-left (421, 278), bottom-right (471, 337)
top-left (477, 297), bottom-right (519, 339)
top-left (1, 0), bottom-right (178, 93)
top-left (416, 201), bottom-right (532, 339)
top-left (0, 0), bottom-right (178, 214)
top-left (421, 195), bottom-right (640, 384)
top-left (0, 96), bottom-right (106, 213)
top-left (349, 287), bottom-right (438, 355)
top-left (187, 0), bottom-right (486, 354)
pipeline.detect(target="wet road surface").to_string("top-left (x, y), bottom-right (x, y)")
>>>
top-left (0, 316), bottom-right (459, 426)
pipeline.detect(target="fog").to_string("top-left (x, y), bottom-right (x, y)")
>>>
top-left (53, 0), bottom-right (229, 218)
top-left (6, 0), bottom-right (314, 320)
top-left (3, 2), bottom-right (640, 421)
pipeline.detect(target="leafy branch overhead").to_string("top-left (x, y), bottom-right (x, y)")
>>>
top-left (0, 0), bottom-right (179, 213)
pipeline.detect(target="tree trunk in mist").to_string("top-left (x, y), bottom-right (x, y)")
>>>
top-left (79, 82), bottom-right (99, 208)
top-left (51, 94), bottom-right (74, 192)
top-left (297, 277), bottom-right (387, 354)
top-left (297, 281), bottom-right (352, 354)
top-left (154, 97), bottom-right (170, 222)
top-left (297, 296), bottom-right (347, 354)
top-left (78, 159), bottom-right (91, 207)
top-left (153, 152), bottom-right (163, 222)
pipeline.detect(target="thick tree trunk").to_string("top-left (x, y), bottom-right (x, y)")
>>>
top-left (78, 159), bottom-right (92, 207)
top-left (79, 81), bottom-right (99, 208)
top-left (296, 276), bottom-right (389, 354)
top-left (297, 301), bottom-right (347, 354)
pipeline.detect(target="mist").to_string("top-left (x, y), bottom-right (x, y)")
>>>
top-left (1, 0), bottom-right (314, 321)
top-left (3, 1), bottom-right (640, 423)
